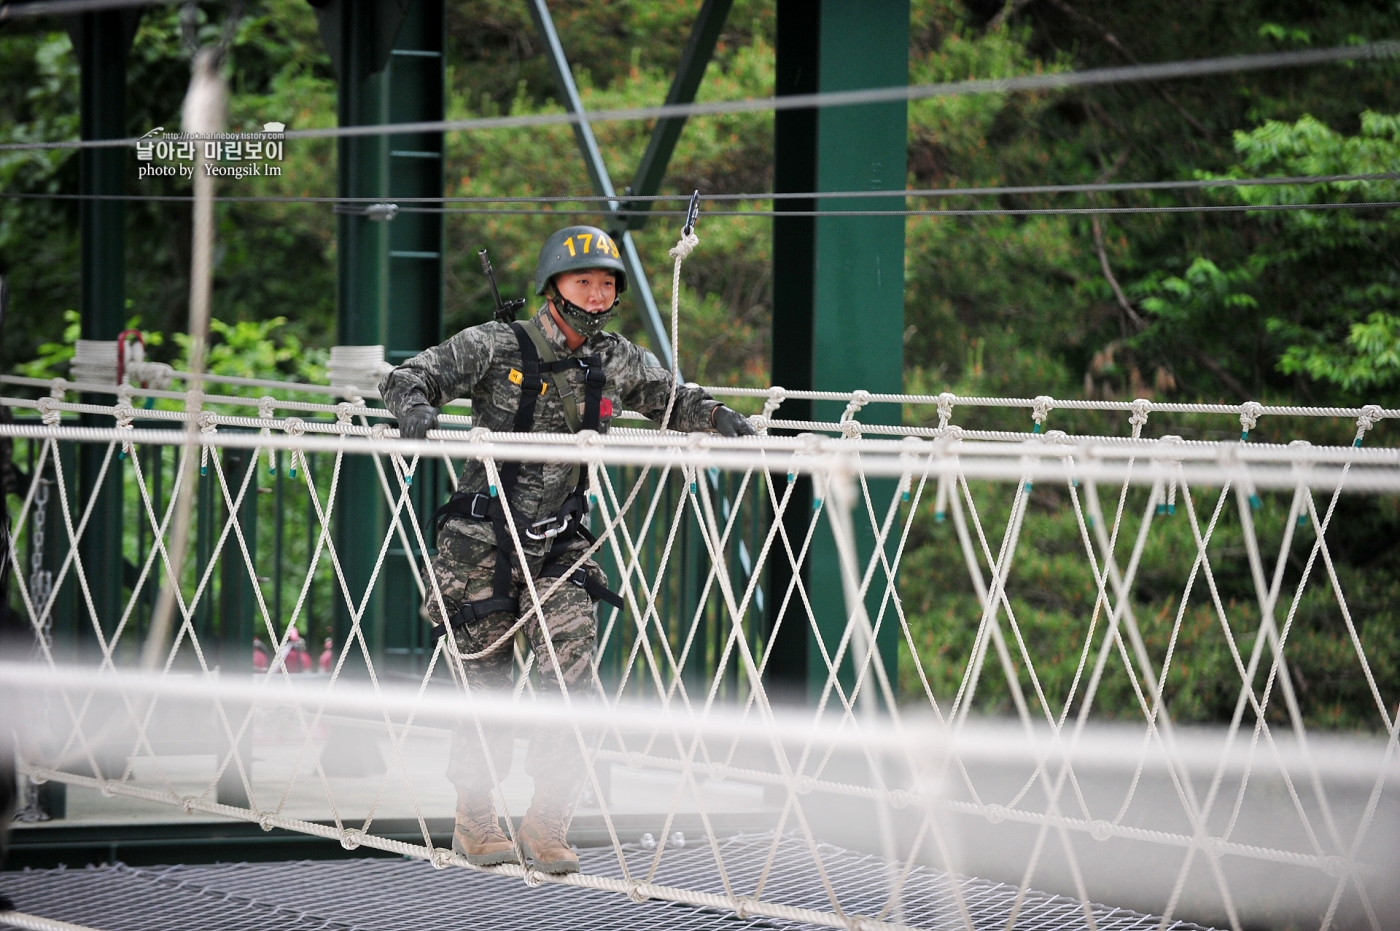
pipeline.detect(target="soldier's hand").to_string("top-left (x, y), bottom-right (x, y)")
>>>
top-left (711, 405), bottom-right (756, 437)
top-left (398, 404), bottom-right (439, 440)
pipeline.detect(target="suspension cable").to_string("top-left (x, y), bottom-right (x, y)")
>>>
top-left (3, 172), bottom-right (1396, 205)
top-left (1, 41), bottom-right (1395, 153)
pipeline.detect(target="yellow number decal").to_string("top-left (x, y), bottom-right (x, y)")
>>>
top-left (578, 233), bottom-right (593, 253)
top-left (564, 236), bottom-right (576, 257)
top-left (599, 235), bottom-right (614, 257)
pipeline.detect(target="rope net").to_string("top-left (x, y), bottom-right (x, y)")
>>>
top-left (2, 377), bottom-right (1399, 931)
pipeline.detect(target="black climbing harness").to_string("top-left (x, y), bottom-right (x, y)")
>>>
top-left (428, 320), bottom-right (622, 642)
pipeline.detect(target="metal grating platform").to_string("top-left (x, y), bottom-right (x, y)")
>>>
top-left (0, 833), bottom-right (1217, 931)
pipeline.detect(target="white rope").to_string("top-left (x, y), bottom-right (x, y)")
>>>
top-left (3, 376), bottom-right (1398, 931)
top-left (660, 224), bottom-right (699, 434)
top-left (0, 912), bottom-right (108, 931)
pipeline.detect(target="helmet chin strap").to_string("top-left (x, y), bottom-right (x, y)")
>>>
top-left (548, 284), bottom-right (618, 337)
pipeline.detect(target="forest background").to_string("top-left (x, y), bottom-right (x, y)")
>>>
top-left (1, 0), bottom-right (1398, 729)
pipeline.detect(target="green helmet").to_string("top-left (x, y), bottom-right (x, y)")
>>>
top-left (533, 225), bottom-right (628, 296)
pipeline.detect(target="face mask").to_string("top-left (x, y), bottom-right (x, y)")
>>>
top-left (550, 286), bottom-right (616, 337)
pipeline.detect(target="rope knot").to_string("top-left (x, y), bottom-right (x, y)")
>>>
top-left (840, 419), bottom-right (862, 439)
top-left (258, 814), bottom-right (274, 832)
top-left (128, 360), bottom-right (174, 389)
top-left (429, 847), bottom-right (454, 870)
top-left (523, 868), bottom-right (545, 888)
top-left (668, 230), bottom-right (699, 261)
top-left (334, 402), bottom-right (356, 426)
top-left (889, 789), bottom-right (911, 809)
top-left (198, 411), bottom-right (218, 434)
top-left (985, 803), bottom-right (1005, 824)
top-left (1355, 404), bottom-right (1384, 445)
top-left (1090, 819), bottom-right (1114, 841)
top-left (258, 396), bottom-right (276, 419)
top-left (1031, 395), bottom-right (1054, 430)
top-left (936, 392), bottom-right (956, 429)
top-left (370, 422), bottom-right (388, 440)
top-left (185, 388), bottom-right (205, 413)
top-left (574, 428), bottom-right (600, 445)
top-left (283, 417), bottom-right (305, 437)
top-left (1238, 401), bottom-right (1265, 438)
top-left (49, 378), bottom-right (68, 400)
top-left (339, 829), bottom-right (362, 851)
top-left (1129, 397), bottom-right (1152, 432)
top-left (38, 396), bottom-right (61, 426)
top-left (181, 795), bottom-right (197, 815)
top-left (841, 389), bottom-right (872, 423)
top-left (759, 386), bottom-right (786, 432)
top-left (708, 762), bottom-right (729, 781)
top-left (627, 881), bottom-right (649, 903)
top-left (115, 399), bottom-right (137, 457)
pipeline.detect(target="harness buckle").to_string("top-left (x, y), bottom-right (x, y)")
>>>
top-left (468, 493), bottom-right (492, 520)
top-left (508, 368), bottom-right (547, 394)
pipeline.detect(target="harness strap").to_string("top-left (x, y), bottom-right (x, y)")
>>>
top-left (429, 593), bottom-right (519, 642)
top-left (539, 561), bottom-right (624, 609)
top-left (430, 320), bottom-right (614, 639)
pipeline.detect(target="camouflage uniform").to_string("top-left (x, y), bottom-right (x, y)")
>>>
top-left (380, 307), bottom-right (718, 795)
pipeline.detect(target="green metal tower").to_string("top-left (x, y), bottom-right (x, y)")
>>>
top-left (314, 0), bottom-right (445, 672)
top-left (71, 12), bottom-right (141, 661)
top-left (767, 0), bottom-right (909, 703)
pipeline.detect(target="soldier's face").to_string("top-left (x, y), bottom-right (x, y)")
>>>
top-left (554, 269), bottom-right (617, 314)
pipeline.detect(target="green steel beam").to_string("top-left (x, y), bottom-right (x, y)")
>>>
top-left (767, 0), bottom-right (908, 704)
top-left (620, 0), bottom-right (734, 231)
top-left (316, 0), bottom-right (444, 672)
top-left (526, 0), bottom-right (674, 371)
top-left (216, 443), bottom-right (256, 807)
top-left (71, 13), bottom-right (139, 660)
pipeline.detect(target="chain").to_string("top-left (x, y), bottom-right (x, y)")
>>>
top-left (14, 462), bottom-right (55, 822)
top-left (29, 470), bottom-right (53, 651)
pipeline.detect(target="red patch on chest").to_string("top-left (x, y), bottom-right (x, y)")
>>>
top-left (600, 398), bottom-right (614, 418)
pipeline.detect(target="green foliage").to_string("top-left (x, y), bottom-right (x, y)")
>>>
top-left (14, 309), bottom-right (79, 379)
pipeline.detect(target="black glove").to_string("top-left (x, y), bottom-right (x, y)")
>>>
top-left (711, 405), bottom-right (756, 437)
top-left (398, 404), bottom-right (438, 440)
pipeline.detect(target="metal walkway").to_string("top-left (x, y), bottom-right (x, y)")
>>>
top-left (0, 833), bottom-right (1215, 931)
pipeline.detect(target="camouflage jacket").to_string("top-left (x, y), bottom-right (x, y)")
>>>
top-left (380, 307), bottom-right (719, 550)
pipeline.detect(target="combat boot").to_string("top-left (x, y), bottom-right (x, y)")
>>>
top-left (518, 792), bottom-right (579, 874)
top-left (452, 793), bottom-right (518, 866)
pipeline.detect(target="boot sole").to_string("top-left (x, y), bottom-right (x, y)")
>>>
top-left (520, 839), bottom-right (580, 874)
top-left (453, 835), bottom-right (519, 867)
top-left (465, 849), bottom-right (520, 867)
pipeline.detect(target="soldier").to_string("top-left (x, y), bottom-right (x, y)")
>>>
top-left (380, 225), bottom-right (754, 874)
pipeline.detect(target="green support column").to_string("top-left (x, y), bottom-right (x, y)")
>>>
top-left (216, 443), bottom-right (255, 807)
top-left (767, 0), bottom-right (908, 705)
top-left (315, 0), bottom-right (443, 671)
top-left (71, 13), bottom-right (138, 659)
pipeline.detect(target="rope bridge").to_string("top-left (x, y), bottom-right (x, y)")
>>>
top-left (2, 372), bottom-right (1399, 931)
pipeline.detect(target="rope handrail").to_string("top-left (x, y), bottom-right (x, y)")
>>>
top-left (5, 372), bottom-right (1394, 424)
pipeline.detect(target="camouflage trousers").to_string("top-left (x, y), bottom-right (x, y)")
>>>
top-left (427, 526), bottom-right (602, 796)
